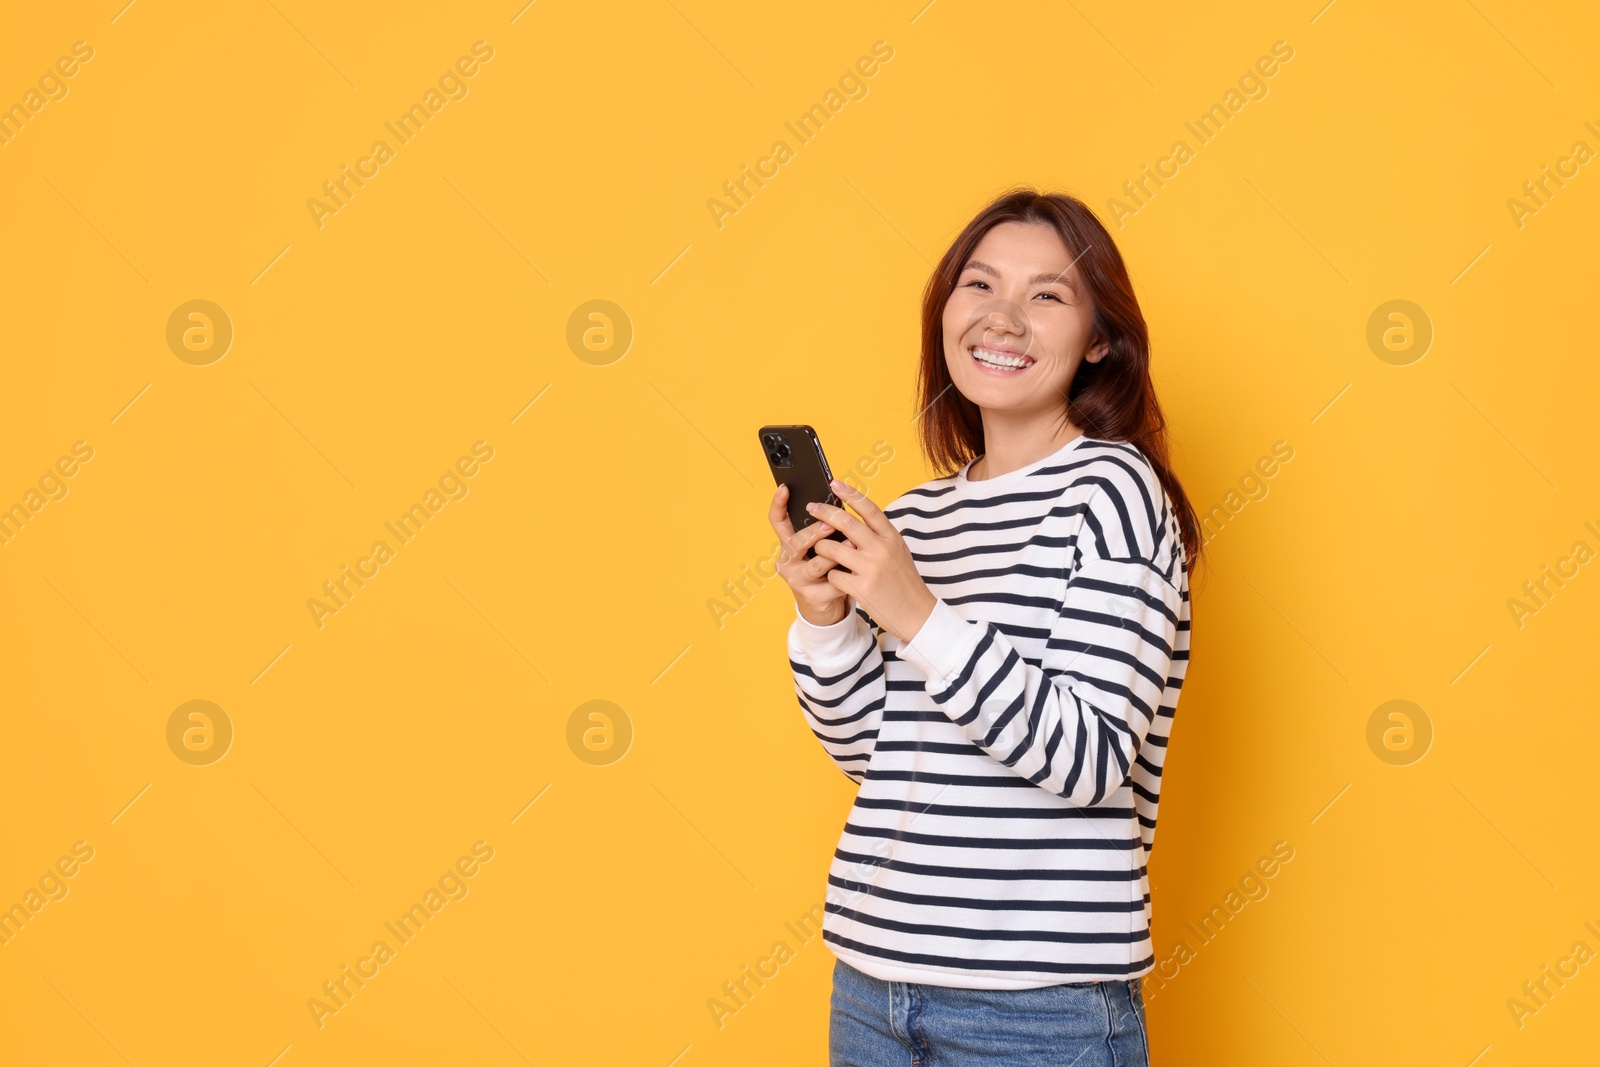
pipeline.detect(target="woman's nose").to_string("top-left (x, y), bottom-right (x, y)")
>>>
top-left (979, 298), bottom-right (1029, 336)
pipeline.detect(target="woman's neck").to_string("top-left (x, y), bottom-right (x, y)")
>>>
top-left (969, 413), bottom-right (1085, 481)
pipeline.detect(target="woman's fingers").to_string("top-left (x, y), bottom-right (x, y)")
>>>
top-left (830, 479), bottom-right (896, 539)
top-left (812, 534), bottom-right (862, 572)
top-left (806, 499), bottom-right (873, 546)
top-left (772, 487), bottom-right (825, 569)
top-left (767, 483), bottom-right (797, 540)
top-left (806, 552), bottom-right (839, 579)
top-left (778, 516), bottom-right (839, 572)
top-left (771, 488), bottom-right (863, 589)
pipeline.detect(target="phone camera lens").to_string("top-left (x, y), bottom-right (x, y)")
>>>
top-left (763, 432), bottom-right (793, 467)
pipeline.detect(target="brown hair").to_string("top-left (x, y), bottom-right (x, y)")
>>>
top-left (916, 187), bottom-right (1203, 577)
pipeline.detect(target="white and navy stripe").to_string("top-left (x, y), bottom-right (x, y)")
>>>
top-left (787, 433), bottom-right (1191, 989)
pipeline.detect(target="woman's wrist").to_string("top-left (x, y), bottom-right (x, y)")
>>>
top-left (797, 600), bottom-right (851, 627)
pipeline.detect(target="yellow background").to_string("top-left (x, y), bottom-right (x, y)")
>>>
top-left (3, 0), bottom-right (1597, 1063)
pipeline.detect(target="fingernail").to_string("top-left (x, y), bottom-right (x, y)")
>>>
top-left (805, 502), bottom-right (817, 512)
top-left (817, 523), bottom-right (831, 532)
top-left (830, 478), bottom-right (843, 489)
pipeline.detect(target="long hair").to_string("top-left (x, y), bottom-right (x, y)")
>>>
top-left (916, 187), bottom-right (1204, 578)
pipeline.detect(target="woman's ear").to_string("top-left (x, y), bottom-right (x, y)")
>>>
top-left (1084, 337), bottom-right (1111, 364)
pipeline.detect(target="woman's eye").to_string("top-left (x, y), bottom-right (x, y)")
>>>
top-left (963, 280), bottom-right (1065, 301)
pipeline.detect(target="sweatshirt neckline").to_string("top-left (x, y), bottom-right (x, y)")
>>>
top-left (956, 433), bottom-right (1092, 489)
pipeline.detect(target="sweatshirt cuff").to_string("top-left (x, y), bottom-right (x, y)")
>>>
top-left (788, 601), bottom-right (873, 672)
top-left (896, 598), bottom-right (984, 688)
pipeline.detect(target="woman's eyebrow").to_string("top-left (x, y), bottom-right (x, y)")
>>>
top-left (962, 259), bottom-right (1077, 292)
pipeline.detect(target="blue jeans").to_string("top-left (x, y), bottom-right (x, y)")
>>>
top-left (829, 957), bottom-right (1150, 1067)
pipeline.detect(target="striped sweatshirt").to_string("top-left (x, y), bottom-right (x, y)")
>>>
top-left (787, 433), bottom-right (1191, 989)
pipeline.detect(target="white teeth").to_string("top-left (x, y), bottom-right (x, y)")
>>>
top-left (971, 346), bottom-right (1032, 369)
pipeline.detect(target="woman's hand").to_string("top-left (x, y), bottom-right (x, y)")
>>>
top-left (807, 480), bottom-right (938, 644)
top-left (768, 483), bottom-right (851, 626)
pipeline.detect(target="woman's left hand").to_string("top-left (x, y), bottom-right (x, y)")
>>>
top-left (807, 479), bottom-right (938, 644)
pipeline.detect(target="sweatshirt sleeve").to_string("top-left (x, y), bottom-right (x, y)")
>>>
top-left (894, 482), bottom-right (1184, 806)
top-left (787, 598), bottom-right (886, 784)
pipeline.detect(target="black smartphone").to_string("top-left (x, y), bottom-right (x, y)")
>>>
top-left (759, 424), bottom-right (849, 559)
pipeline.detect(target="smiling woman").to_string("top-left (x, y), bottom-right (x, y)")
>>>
top-left (767, 188), bottom-right (1203, 1067)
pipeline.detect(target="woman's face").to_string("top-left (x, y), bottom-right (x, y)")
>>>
top-left (941, 220), bottom-right (1108, 418)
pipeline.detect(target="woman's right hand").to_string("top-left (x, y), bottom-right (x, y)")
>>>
top-left (768, 483), bottom-right (851, 626)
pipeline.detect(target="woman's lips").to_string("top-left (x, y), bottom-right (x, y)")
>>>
top-left (969, 344), bottom-right (1034, 373)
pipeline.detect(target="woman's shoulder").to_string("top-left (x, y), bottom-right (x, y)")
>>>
top-left (1060, 438), bottom-right (1183, 578)
top-left (1053, 436), bottom-right (1164, 501)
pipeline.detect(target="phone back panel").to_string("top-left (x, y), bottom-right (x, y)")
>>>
top-left (757, 424), bottom-right (841, 533)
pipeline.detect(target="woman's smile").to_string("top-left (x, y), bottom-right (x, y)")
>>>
top-left (968, 343), bottom-right (1036, 374)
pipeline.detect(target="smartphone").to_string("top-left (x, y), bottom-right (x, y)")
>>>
top-left (758, 424), bottom-right (849, 559)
